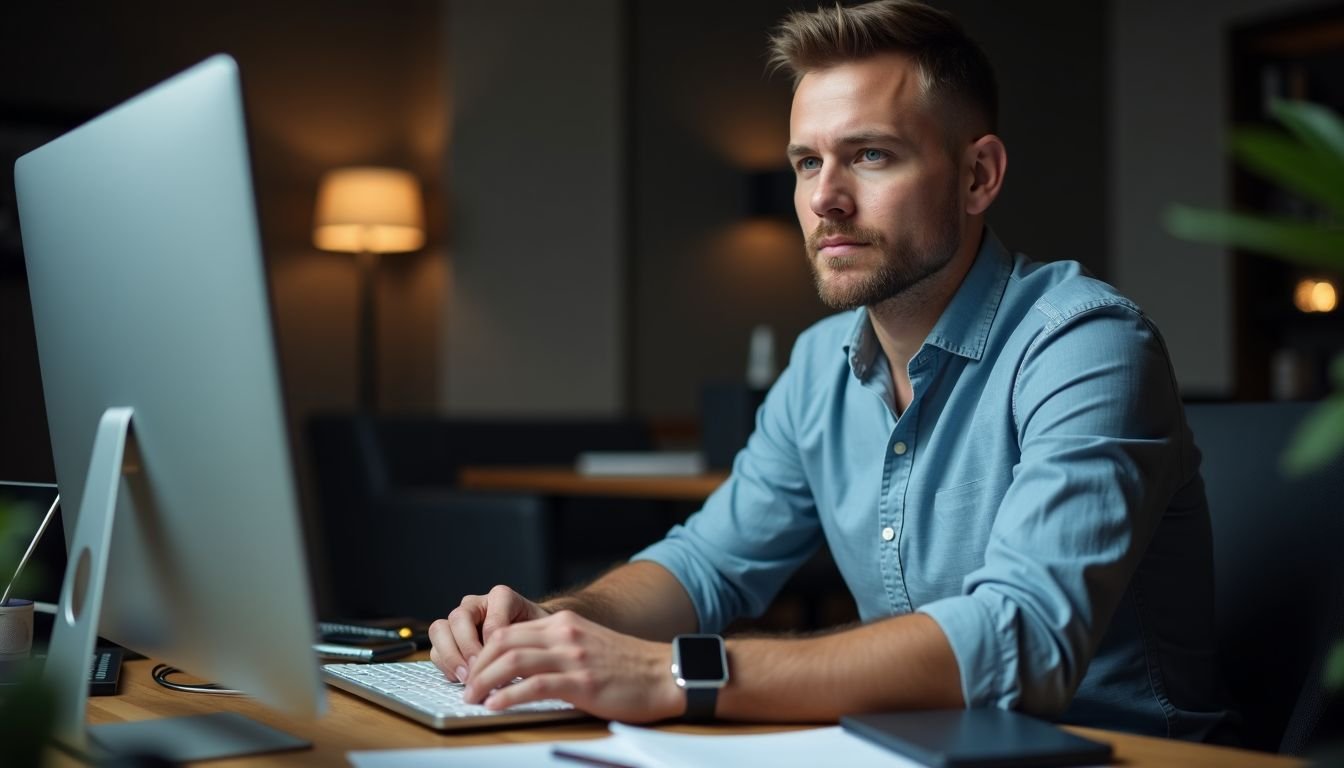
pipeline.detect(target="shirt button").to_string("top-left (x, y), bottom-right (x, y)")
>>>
top-left (881, 526), bottom-right (895, 541)
top-left (892, 441), bottom-right (907, 455)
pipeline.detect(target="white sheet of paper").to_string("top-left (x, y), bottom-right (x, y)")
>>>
top-left (346, 724), bottom-right (920, 768)
top-left (347, 734), bottom-right (642, 768)
top-left (559, 723), bottom-right (921, 768)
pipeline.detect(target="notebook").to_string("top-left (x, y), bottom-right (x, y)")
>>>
top-left (841, 709), bottom-right (1113, 768)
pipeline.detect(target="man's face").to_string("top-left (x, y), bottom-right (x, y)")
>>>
top-left (788, 53), bottom-right (965, 310)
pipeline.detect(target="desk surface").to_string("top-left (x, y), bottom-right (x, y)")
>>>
top-left (458, 465), bottom-right (729, 501)
top-left (79, 656), bottom-right (1303, 767)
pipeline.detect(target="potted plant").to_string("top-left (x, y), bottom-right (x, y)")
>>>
top-left (1166, 99), bottom-right (1344, 738)
top-left (0, 499), bottom-right (56, 767)
top-left (1166, 98), bottom-right (1344, 478)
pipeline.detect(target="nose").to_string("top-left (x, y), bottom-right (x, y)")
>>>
top-left (808, 167), bottom-right (854, 220)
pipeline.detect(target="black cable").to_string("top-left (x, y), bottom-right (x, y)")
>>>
top-left (149, 664), bottom-right (243, 696)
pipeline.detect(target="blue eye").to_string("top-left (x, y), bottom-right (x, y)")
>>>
top-left (799, 157), bottom-right (821, 171)
top-left (861, 148), bottom-right (886, 162)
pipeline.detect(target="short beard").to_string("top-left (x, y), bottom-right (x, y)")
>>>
top-left (805, 191), bottom-right (963, 311)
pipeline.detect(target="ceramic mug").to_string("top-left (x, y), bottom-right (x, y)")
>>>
top-left (0, 599), bottom-right (34, 660)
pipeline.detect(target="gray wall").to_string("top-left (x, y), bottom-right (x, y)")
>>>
top-left (944, 0), bottom-right (1108, 272)
top-left (443, 0), bottom-right (625, 416)
top-left (632, 0), bottom-right (1109, 418)
top-left (631, 1), bottom-right (821, 418)
top-left (1110, 0), bottom-right (1321, 397)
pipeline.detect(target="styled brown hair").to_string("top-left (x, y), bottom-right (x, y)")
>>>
top-left (767, 0), bottom-right (998, 139)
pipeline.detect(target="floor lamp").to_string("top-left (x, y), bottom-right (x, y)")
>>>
top-left (313, 167), bottom-right (425, 410)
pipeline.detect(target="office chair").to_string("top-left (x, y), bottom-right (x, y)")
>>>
top-left (1185, 401), bottom-right (1344, 754)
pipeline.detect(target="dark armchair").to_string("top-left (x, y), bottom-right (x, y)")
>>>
top-left (1185, 401), bottom-right (1344, 754)
top-left (307, 413), bottom-right (652, 620)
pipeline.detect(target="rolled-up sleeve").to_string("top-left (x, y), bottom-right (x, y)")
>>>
top-left (633, 340), bottom-right (822, 634)
top-left (919, 301), bottom-right (1184, 715)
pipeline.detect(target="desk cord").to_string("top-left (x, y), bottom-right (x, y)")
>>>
top-left (150, 664), bottom-right (244, 696)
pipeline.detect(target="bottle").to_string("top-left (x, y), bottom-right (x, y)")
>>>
top-left (746, 324), bottom-right (777, 390)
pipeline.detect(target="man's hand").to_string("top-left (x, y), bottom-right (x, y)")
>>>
top-left (462, 609), bottom-right (683, 722)
top-left (428, 584), bottom-right (551, 683)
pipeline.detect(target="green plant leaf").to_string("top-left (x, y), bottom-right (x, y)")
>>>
top-left (0, 502), bottom-right (41, 600)
top-left (1230, 127), bottom-right (1344, 215)
top-left (1329, 640), bottom-right (1344, 692)
top-left (1165, 205), bottom-right (1344, 271)
top-left (1271, 100), bottom-right (1344, 177)
top-left (0, 661), bottom-right (56, 767)
top-left (1281, 395), bottom-right (1344, 477)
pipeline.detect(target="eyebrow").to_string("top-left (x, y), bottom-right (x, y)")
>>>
top-left (786, 131), bottom-right (914, 159)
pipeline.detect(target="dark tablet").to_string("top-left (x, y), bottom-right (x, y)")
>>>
top-left (841, 709), bottom-right (1113, 768)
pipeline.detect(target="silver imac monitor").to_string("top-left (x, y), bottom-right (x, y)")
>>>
top-left (14, 55), bottom-right (325, 757)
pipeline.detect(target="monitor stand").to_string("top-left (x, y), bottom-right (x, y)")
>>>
top-left (45, 407), bottom-right (309, 762)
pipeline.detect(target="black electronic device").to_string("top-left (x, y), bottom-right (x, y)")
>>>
top-left (89, 647), bottom-right (123, 696)
top-left (842, 709), bottom-right (1112, 768)
top-left (0, 648), bottom-right (123, 696)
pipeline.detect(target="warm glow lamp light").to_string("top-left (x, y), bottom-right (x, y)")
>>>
top-left (313, 167), bottom-right (425, 409)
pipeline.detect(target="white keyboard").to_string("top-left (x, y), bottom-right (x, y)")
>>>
top-left (322, 661), bottom-right (585, 731)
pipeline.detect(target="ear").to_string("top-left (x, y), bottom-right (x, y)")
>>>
top-left (963, 134), bottom-right (1006, 216)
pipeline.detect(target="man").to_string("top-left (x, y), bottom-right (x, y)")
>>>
top-left (430, 0), bottom-right (1228, 740)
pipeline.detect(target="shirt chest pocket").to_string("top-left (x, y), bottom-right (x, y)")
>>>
top-left (903, 477), bottom-right (993, 601)
top-left (933, 477), bottom-right (988, 519)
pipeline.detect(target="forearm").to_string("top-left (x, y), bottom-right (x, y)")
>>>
top-left (716, 613), bottom-right (963, 721)
top-left (542, 560), bottom-right (698, 641)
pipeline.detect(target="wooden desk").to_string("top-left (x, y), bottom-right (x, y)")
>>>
top-left (80, 656), bottom-right (1303, 767)
top-left (458, 466), bottom-right (729, 501)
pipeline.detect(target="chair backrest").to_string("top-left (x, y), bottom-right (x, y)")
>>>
top-left (305, 413), bottom-right (657, 619)
top-left (1184, 401), bottom-right (1344, 754)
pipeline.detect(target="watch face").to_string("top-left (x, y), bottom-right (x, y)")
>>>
top-left (674, 635), bottom-right (727, 684)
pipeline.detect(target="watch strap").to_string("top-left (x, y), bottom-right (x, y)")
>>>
top-left (684, 686), bottom-right (718, 723)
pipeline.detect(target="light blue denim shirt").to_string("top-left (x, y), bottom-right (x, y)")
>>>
top-left (634, 229), bottom-right (1228, 740)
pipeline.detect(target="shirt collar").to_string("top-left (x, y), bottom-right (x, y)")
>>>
top-left (842, 227), bottom-right (1012, 378)
top-left (843, 307), bottom-right (878, 380)
top-left (923, 227), bottom-right (1012, 361)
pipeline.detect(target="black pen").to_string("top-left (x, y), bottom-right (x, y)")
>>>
top-left (551, 746), bottom-right (644, 768)
top-left (318, 621), bottom-right (415, 641)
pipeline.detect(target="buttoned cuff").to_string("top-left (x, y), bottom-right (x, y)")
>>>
top-left (630, 538), bottom-right (727, 634)
top-left (918, 592), bottom-right (1020, 710)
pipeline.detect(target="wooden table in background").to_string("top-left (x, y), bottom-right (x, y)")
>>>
top-left (72, 655), bottom-right (1305, 768)
top-left (458, 465), bottom-right (729, 501)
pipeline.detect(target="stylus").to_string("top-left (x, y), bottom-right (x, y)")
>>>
top-left (551, 747), bottom-right (643, 768)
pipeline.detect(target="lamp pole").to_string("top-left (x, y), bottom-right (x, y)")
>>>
top-left (313, 166), bottom-right (424, 412)
top-left (357, 248), bottom-right (379, 411)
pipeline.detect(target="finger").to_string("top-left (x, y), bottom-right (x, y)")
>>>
top-left (427, 618), bottom-right (460, 678)
top-left (442, 597), bottom-right (489, 679)
top-left (483, 672), bottom-right (572, 711)
top-left (465, 647), bottom-right (574, 704)
top-left (481, 584), bottom-right (530, 641)
top-left (469, 616), bottom-right (559, 682)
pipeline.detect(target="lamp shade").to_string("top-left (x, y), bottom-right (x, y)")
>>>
top-left (313, 167), bottom-right (425, 253)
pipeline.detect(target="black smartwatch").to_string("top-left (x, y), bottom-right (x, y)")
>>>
top-left (670, 634), bottom-right (729, 722)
